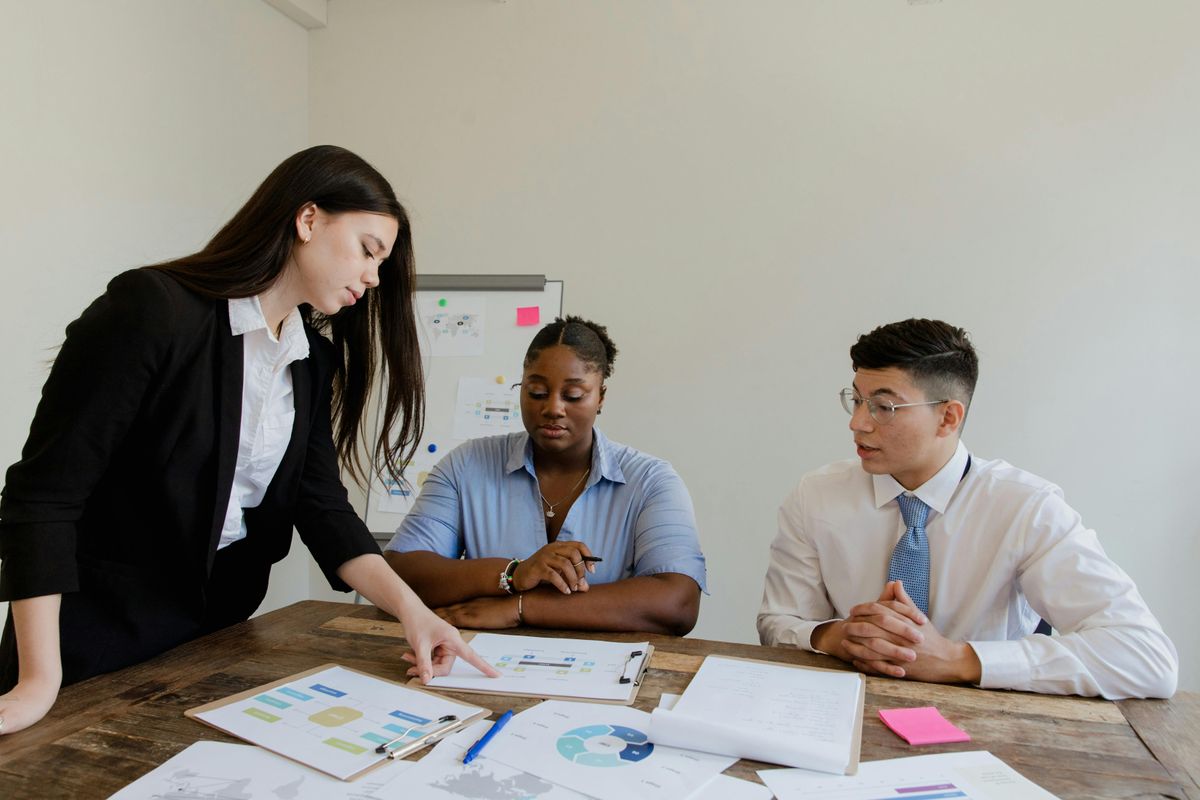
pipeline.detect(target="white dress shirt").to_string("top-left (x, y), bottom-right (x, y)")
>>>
top-left (757, 440), bottom-right (1178, 699)
top-left (218, 297), bottom-right (310, 549)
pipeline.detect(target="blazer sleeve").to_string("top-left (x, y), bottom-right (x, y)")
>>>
top-left (292, 336), bottom-right (381, 592)
top-left (0, 269), bottom-right (178, 600)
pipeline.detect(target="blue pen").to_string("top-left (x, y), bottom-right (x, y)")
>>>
top-left (462, 710), bottom-right (514, 764)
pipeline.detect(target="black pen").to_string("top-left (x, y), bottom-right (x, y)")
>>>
top-left (580, 555), bottom-right (603, 563)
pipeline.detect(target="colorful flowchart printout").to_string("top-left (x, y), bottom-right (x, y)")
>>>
top-left (479, 700), bottom-right (736, 800)
top-left (452, 376), bottom-right (523, 439)
top-left (426, 633), bottom-right (650, 702)
top-left (191, 665), bottom-right (485, 780)
top-left (759, 751), bottom-right (1061, 800)
top-left (419, 294), bottom-right (485, 357)
top-left (106, 740), bottom-right (415, 799)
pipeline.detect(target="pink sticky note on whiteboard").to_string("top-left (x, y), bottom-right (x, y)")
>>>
top-left (878, 706), bottom-right (971, 745)
top-left (516, 306), bottom-right (540, 326)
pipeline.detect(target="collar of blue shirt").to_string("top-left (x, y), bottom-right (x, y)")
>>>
top-left (503, 427), bottom-right (627, 488)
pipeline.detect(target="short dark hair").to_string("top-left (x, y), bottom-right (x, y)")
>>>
top-left (524, 316), bottom-right (618, 379)
top-left (850, 319), bottom-right (978, 407)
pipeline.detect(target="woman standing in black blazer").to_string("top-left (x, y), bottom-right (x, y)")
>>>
top-left (0, 146), bottom-right (496, 735)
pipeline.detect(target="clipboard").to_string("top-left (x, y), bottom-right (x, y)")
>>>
top-left (412, 632), bottom-right (654, 706)
top-left (187, 662), bottom-right (487, 782)
top-left (649, 654), bottom-right (865, 775)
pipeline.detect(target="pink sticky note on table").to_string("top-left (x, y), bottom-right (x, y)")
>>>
top-left (878, 706), bottom-right (971, 745)
top-left (516, 306), bottom-right (540, 326)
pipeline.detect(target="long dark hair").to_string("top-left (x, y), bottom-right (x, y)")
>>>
top-left (149, 145), bottom-right (423, 486)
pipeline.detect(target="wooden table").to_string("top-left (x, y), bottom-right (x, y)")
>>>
top-left (0, 601), bottom-right (1195, 799)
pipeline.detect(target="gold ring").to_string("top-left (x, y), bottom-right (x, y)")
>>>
top-left (572, 560), bottom-right (584, 567)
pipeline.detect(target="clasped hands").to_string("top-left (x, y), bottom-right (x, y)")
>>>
top-left (433, 542), bottom-right (598, 629)
top-left (817, 580), bottom-right (982, 684)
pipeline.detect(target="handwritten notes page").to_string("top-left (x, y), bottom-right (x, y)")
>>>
top-left (648, 656), bottom-right (864, 774)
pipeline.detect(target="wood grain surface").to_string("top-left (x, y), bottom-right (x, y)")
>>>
top-left (0, 601), bottom-right (1192, 799)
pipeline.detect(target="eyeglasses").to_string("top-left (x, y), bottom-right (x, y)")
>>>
top-left (839, 388), bottom-right (948, 424)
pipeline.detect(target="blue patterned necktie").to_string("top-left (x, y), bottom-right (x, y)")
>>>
top-left (888, 494), bottom-right (931, 616)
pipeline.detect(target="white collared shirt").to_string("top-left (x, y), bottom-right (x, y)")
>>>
top-left (218, 297), bottom-right (310, 549)
top-left (757, 440), bottom-right (1179, 699)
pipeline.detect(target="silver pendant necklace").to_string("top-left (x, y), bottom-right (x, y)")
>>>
top-left (540, 468), bottom-right (590, 518)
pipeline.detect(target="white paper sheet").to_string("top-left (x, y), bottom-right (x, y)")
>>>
top-left (649, 656), bottom-right (861, 773)
top-left (452, 376), bottom-right (523, 439)
top-left (398, 720), bottom-right (590, 799)
top-left (480, 700), bottom-right (736, 800)
top-left (759, 751), bottom-right (1061, 800)
top-left (193, 665), bottom-right (485, 780)
top-left (106, 740), bottom-right (415, 799)
top-left (686, 773), bottom-right (775, 800)
top-left (426, 633), bottom-right (650, 702)
top-left (374, 455), bottom-right (441, 515)
top-left (419, 294), bottom-right (486, 357)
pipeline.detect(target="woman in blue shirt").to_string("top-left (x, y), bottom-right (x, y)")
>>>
top-left (384, 317), bottom-right (706, 635)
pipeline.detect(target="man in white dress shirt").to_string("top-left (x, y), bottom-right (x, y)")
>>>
top-left (757, 319), bottom-right (1178, 699)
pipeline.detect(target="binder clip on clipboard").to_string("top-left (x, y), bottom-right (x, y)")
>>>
top-left (619, 650), bottom-right (649, 685)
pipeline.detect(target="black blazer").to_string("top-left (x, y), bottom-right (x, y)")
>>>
top-left (0, 268), bottom-right (379, 688)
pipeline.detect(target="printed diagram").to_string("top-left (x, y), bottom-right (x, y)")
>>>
top-left (426, 635), bottom-right (648, 702)
top-left (143, 769), bottom-right (307, 800)
top-left (453, 377), bottom-right (523, 439)
top-left (430, 763), bottom-right (558, 799)
top-left (427, 311), bottom-right (481, 342)
top-left (493, 652), bottom-right (601, 677)
top-left (417, 294), bottom-right (486, 357)
top-left (239, 679), bottom-right (447, 757)
top-left (193, 666), bottom-right (481, 780)
top-left (556, 724), bottom-right (655, 767)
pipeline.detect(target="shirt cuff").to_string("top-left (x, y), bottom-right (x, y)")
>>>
top-left (761, 617), bottom-right (836, 652)
top-left (968, 639), bottom-right (1033, 690)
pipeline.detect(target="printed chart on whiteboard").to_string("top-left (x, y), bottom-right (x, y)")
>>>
top-left (364, 277), bottom-right (563, 536)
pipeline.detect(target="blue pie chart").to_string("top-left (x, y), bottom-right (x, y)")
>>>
top-left (556, 724), bottom-right (655, 767)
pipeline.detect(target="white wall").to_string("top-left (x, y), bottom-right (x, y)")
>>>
top-left (308, 0), bottom-right (1199, 690)
top-left (3, 0), bottom-right (1194, 694)
top-left (0, 0), bottom-right (312, 620)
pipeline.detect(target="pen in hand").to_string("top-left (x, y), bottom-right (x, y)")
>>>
top-left (462, 709), bottom-right (514, 765)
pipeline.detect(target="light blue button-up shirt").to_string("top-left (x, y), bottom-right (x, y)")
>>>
top-left (385, 429), bottom-right (707, 591)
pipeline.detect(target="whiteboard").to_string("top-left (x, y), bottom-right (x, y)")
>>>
top-left (363, 275), bottom-right (564, 539)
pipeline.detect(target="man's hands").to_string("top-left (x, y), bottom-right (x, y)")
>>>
top-left (813, 580), bottom-right (982, 685)
top-left (511, 541), bottom-right (597, 595)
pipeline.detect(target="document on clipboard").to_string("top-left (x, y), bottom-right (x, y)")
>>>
top-left (648, 655), bottom-right (865, 775)
top-left (186, 664), bottom-right (489, 780)
top-left (418, 632), bottom-right (653, 704)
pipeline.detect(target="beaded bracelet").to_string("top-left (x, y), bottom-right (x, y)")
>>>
top-left (498, 558), bottom-right (521, 594)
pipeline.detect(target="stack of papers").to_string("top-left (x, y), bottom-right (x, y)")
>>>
top-left (113, 706), bottom-right (773, 800)
top-left (648, 655), bottom-right (865, 774)
top-left (759, 750), bottom-right (1062, 799)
